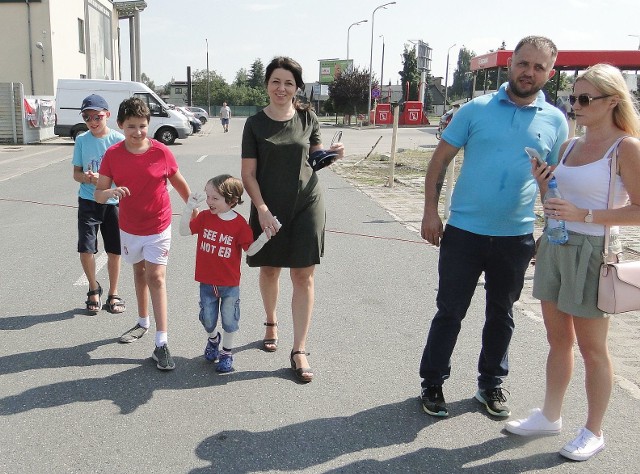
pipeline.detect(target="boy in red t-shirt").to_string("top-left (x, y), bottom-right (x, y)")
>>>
top-left (180, 174), bottom-right (276, 373)
top-left (95, 97), bottom-right (193, 371)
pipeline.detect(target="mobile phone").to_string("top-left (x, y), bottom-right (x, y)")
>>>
top-left (524, 147), bottom-right (546, 167)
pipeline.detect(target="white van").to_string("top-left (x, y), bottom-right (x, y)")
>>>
top-left (54, 79), bottom-right (191, 145)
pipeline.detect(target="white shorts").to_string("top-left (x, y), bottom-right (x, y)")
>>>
top-left (120, 226), bottom-right (171, 265)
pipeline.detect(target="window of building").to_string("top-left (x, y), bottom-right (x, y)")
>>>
top-left (175, 87), bottom-right (182, 94)
top-left (78, 18), bottom-right (85, 54)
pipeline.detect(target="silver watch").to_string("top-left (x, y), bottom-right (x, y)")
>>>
top-left (584, 209), bottom-right (593, 223)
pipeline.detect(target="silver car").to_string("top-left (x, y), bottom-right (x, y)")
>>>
top-left (186, 106), bottom-right (209, 124)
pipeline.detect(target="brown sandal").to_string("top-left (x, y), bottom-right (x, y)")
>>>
top-left (105, 295), bottom-right (126, 314)
top-left (290, 350), bottom-right (313, 383)
top-left (262, 322), bottom-right (278, 352)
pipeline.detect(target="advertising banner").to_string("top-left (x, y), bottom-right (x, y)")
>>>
top-left (319, 59), bottom-right (353, 84)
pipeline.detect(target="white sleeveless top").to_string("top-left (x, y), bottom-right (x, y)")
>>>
top-left (553, 137), bottom-right (629, 236)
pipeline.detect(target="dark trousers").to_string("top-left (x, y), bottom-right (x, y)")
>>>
top-left (419, 225), bottom-right (535, 390)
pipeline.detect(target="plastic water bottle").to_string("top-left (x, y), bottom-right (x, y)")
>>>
top-left (544, 178), bottom-right (569, 245)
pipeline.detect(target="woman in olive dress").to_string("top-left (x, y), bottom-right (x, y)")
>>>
top-left (241, 56), bottom-right (344, 383)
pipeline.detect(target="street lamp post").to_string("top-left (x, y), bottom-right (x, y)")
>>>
top-left (367, 2), bottom-right (396, 120)
top-left (443, 43), bottom-right (457, 219)
top-left (347, 19), bottom-right (367, 61)
top-left (379, 34), bottom-right (385, 87)
top-left (206, 38), bottom-right (210, 116)
top-left (443, 43), bottom-right (456, 114)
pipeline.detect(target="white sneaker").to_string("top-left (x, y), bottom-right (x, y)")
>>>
top-left (559, 427), bottom-right (604, 461)
top-left (505, 408), bottom-right (562, 436)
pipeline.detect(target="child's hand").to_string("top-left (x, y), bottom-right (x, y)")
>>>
top-left (187, 191), bottom-right (206, 210)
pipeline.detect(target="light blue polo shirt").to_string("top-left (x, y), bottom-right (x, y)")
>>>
top-left (442, 83), bottom-right (568, 236)
top-left (72, 129), bottom-right (124, 204)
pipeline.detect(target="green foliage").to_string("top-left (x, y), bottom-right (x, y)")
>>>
top-left (543, 71), bottom-right (572, 103)
top-left (328, 67), bottom-right (372, 116)
top-left (423, 70), bottom-right (434, 112)
top-left (140, 73), bottom-right (156, 93)
top-left (399, 45), bottom-right (420, 102)
top-left (189, 68), bottom-right (268, 107)
top-left (248, 59), bottom-right (265, 88)
top-left (234, 68), bottom-right (249, 87)
top-left (449, 47), bottom-right (474, 101)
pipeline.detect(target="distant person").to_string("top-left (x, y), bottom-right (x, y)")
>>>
top-left (72, 94), bottom-right (125, 315)
top-left (220, 102), bottom-right (231, 132)
top-left (179, 174), bottom-right (276, 373)
top-left (94, 97), bottom-right (193, 371)
top-left (419, 36), bottom-right (568, 417)
top-left (506, 64), bottom-right (640, 462)
top-left (241, 56), bottom-right (344, 383)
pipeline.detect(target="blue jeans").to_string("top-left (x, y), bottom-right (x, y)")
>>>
top-left (419, 225), bottom-right (535, 390)
top-left (199, 284), bottom-right (240, 334)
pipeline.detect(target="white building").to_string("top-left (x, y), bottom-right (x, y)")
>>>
top-left (0, 0), bottom-right (145, 96)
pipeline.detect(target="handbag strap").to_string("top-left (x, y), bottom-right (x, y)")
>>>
top-left (602, 136), bottom-right (629, 261)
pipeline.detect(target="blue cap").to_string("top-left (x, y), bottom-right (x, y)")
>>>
top-left (81, 94), bottom-right (109, 112)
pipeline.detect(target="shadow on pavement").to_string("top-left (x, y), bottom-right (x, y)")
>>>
top-left (190, 398), bottom-right (562, 473)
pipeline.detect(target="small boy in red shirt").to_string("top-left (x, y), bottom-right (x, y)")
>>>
top-left (180, 174), bottom-right (276, 373)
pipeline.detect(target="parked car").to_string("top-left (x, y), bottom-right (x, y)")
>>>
top-left (186, 106), bottom-right (209, 124)
top-left (175, 106), bottom-right (201, 134)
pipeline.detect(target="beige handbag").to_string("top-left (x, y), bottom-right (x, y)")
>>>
top-left (597, 137), bottom-right (640, 314)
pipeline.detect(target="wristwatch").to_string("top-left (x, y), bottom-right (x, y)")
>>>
top-left (584, 209), bottom-right (593, 223)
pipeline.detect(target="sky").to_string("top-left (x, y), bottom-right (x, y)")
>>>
top-left (119, 0), bottom-right (640, 89)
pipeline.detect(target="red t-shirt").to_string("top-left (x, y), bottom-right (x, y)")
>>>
top-left (100, 139), bottom-right (178, 235)
top-left (190, 211), bottom-right (254, 286)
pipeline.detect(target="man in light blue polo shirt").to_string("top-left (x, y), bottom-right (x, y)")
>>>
top-left (419, 36), bottom-right (568, 418)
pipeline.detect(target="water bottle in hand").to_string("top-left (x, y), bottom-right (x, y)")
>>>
top-left (544, 178), bottom-right (569, 245)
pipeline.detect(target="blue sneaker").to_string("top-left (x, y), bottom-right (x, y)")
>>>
top-left (204, 333), bottom-right (220, 362)
top-left (216, 353), bottom-right (233, 373)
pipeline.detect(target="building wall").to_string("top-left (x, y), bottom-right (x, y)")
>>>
top-left (0, 0), bottom-right (120, 96)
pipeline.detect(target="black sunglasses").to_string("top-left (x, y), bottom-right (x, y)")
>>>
top-left (568, 94), bottom-right (611, 107)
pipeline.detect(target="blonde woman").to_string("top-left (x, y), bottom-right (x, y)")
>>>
top-left (506, 64), bottom-right (640, 461)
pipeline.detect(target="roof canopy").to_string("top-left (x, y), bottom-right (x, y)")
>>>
top-left (471, 50), bottom-right (640, 72)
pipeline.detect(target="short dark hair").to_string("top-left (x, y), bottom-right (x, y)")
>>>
top-left (117, 97), bottom-right (150, 124)
top-left (514, 36), bottom-right (558, 61)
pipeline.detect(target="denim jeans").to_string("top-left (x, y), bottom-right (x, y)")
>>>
top-left (199, 284), bottom-right (240, 334)
top-left (419, 225), bottom-right (535, 390)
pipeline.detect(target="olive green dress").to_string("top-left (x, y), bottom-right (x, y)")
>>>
top-left (241, 108), bottom-right (325, 268)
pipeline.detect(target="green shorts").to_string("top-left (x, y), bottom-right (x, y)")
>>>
top-left (532, 231), bottom-right (621, 318)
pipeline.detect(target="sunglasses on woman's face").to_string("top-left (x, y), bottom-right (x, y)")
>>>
top-left (81, 113), bottom-right (106, 123)
top-left (568, 94), bottom-right (611, 107)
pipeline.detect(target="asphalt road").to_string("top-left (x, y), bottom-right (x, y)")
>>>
top-left (1, 119), bottom-right (639, 473)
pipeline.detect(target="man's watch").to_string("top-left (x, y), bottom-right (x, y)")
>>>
top-left (584, 209), bottom-right (594, 223)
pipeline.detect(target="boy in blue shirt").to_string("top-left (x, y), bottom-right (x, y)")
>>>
top-left (72, 94), bottom-right (125, 315)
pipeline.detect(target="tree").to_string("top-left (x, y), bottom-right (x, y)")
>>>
top-left (190, 69), bottom-right (228, 107)
top-left (234, 68), bottom-right (249, 87)
top-left (140, 72), bottom-right (156, 93)
top-left (399, 44), bottom-right (420, 103)
top-left (449, 47), bottom-right (474, 101)
top-left (248, 59), bottom-right (265, 89)
top-left (328, 66), bottom-right (371, 117)
top-left (423, 70), bottom-right (435, 113)
top-left (543, 71), bottom-right (573, 104)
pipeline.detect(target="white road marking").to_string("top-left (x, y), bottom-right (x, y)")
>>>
top-left (196, 155), bottom-right (207, 162)
top-left (74, 252), bottom-right (108, 286)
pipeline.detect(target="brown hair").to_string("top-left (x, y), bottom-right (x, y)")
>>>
top-left (206, 174), bottom-right (244, 207)
top-left (265, 56), bottom-right (309, 111)
top-left (117, 97), bottom-right (150, 124)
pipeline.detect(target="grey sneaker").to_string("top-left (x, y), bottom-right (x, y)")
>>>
top-left (119, 323), bottom-right (148, 343)
top-left (152, 344), bottom-right (175, 371)
top-left (421, 385), bottom-right (448, 417)
top-left (475, 387), bottom-right (511, 417)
